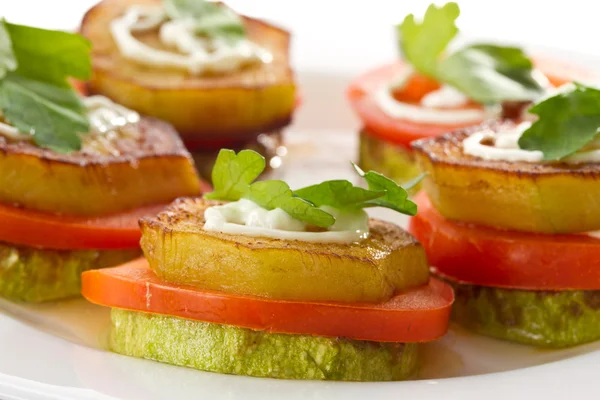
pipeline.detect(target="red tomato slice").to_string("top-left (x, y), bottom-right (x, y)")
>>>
top-left (348, 58), bottom-right (597, 148)
top-left (0, 202), bottom-right (166, 250)
top-left (82, 258), bottom-right (454, 343)
top-left (1, 181), bottom-right (212, 250)
top-left (347, 62), bottom-right (485, 148)
top-left (409, 192), bottom-right (600, 291)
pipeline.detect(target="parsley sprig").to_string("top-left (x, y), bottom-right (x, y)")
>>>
top-left (0, 21), bottom-right (91, 152)
top-left (163, 0), bottom-right (245, 43)
top-left (519, 83), bottom-right (600, 160)
top-left (205, 149), bottom-right (420, 228)
top-left (398, 2), bottom-right (544, 104)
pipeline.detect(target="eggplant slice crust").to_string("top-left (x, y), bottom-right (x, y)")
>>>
top-left (140, 198), bottom-right (430, 303)
top-left (0, 117), bottom-right (201, 216)
top-left (81, 0), bottom-right (296, 142)
top-left (413, 121), bottom-right (600, 234)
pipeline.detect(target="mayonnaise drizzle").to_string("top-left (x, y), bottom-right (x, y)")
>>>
top-left (0, 95), bottom-right (140, 143)
top-left (0, 114), bottom-right (22, 141)
top-left (203, 199), bottom-right (370, 244)
top-left (420, 85), bottom-right (470, 108)
top-left (110, 5), bottom-right (272, 75)
top-left (463, 121), bottom-right (600, 164)
top-left (375, 68), bottom-right (489, 125)
top-left (84, 96), bottom-right (140, 134)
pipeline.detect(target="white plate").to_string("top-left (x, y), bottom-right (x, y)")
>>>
top-left (2, 1), bottom-right (600, 399)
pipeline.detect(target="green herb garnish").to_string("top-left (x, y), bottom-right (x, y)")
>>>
top-left (0, 21), bottom-right (91, 152)
top-left (247, 180), bottom-right (335, 228)
top-left (293, 180), bottom-right (385, 209)
top-left (204, 149), bottom-right (266, 201)
top-left (163, 0), bottom-right (245, 43)
top-left (205, 149), bottom-right (420, 228)
top-left (398, 2), bottom-right (544, 103)
top-left (518, 83), bottom-right (600, 160)
top-left (352, 163), bottom-right (419, 216)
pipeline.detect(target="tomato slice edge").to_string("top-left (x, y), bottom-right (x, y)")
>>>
top-left (348, 58), bottom-right (598, 147)
top-left (0, 202), bottom-right (168, 250)
top-left (82, 258), bottom-right (454, 343)
top-left (409, 192), bottom-right (600, 291)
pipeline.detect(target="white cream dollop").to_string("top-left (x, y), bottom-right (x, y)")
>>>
top-left (374, 68), bottom-right (489, 125)
top-left (463, 121), bottom-right (600, 164)
top-left (420, 85), bottom-right (470, 109)
top-left (110, 5), bottom-right (272, 75)
top-left (84, 95), bottom-right (140, 135)
top-left (203, 199), bottom-right (370, 244)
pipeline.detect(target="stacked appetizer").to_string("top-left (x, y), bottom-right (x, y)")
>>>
top-left (347, 2), bottom-right (595, 186)
top-left (410, 83), bottom-right (600, 347)
top-left (82, 150), bottom-right (454, 381)
top-left (81, 0), bottom-right (296, 179)
top-left (0, 22), bottom-right (201, 302)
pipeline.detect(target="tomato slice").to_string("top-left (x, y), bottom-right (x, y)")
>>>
top-left (0, 202), bottom-right (166, 250)
top-left (531, 53), bottom-right (599, 87)
top-left (348, 58), bottom-right (597, 148)
top-left (347, 62), bottom-right (485, 148)
top-left (409, 192), bottom-right (600, 291)
top-left (0, 180), bottom-right (212, 250)
top-left (82, 258), bottom-right (454, 343)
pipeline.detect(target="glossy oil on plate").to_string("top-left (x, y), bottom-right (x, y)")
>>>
top-left (2, 1), bottom-right (600, 399)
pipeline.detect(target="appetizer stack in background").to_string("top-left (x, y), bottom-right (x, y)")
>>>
top-left (410, 83), bottom-right (600, 347)
top-left (347, 2), bottom-right (594, 187)
top-left (80, 0), bottom-right (296, 180)
top-left (0, 21), bottom-right (202, 302)
top-left (83, 150), bottom-right (454, 381)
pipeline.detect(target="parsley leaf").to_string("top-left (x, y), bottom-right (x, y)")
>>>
top-left (518, 83), bottom-right (600, 160)
top-left (205, 149), bottom-right (266, 201)
top-left (0, 21), bottom-right (16, 79)
top-left (397, 2), bottom-right (544, 103)
top-left (0, 23), bottom-right (91, 152)
top-left (401, 172), bottom-right (427, 191)
top-left (247, 180), bottom-right (335, 228)
top-left (0, 73), bottom-right (89, 152)
top-left (205, 150), bottom-right (421, 228)
top-left (293, 180), bottom-right (384, 209)
top-left (163, 0), bottom-right (245, 42)
top-left (398, 2), bottom-right (459, 76)
top-left (438, 44), bottom-right (544, 103)
top-left (5, 22), bottom-right (91, 87)
top-left (353, 163), bottom-right (418, 216)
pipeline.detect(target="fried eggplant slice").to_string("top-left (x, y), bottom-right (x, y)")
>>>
top-left (0, 242), bottom-right (139, 302)
top-left (0, 117), bottom-right (201, 216)
top-left (110, 308), bottom-right (419, 381)
top-left (413, 121), bottom-right (600, 234)
top-left (140, 198), bottom-right (430, 303)
top-left (449, 280), bottom-right (600, 347)
top-left (359, 130), bottom-right (422, 190)
top-left (81, 0), bottom-right (296, 143)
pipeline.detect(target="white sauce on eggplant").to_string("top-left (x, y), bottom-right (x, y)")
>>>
top-left (203, 199), bottom-right (370, 243)
top-left (110, 5), bottom-right (272, 75)
top-left (84, 95), bottom-right (140, 134)
top-left (0, 95), bottom-right (140, 144)
top-left (463, 121), bottom-right (600, 164)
